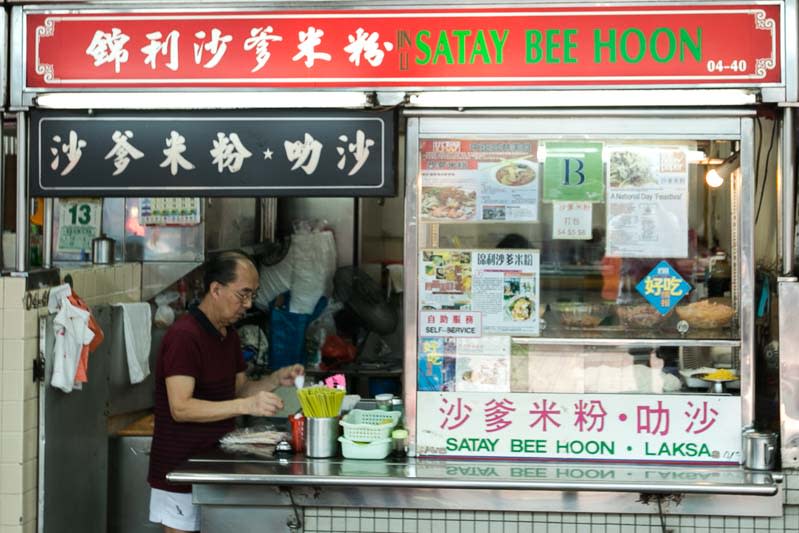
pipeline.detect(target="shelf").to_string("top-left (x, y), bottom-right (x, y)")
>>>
top-left (512, 328), bottom-right (740, 348)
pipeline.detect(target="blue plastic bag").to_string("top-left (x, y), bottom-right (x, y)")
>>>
top-left (268, 293), bottom-right (327, 370)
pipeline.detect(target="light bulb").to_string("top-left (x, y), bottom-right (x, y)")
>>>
top-left (705, 169), bottom-right (724, 188)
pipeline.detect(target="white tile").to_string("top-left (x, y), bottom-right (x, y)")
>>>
top-left (22, 341), bottom-right (36, 372)
top-left (22, 373), bottom-right (36, 402)
top-left (21, 462), bottom-right (34, 494)
top-left (1, 312), bottom-right (23, 341)
top-left (22, 431), bottom-right (36, 463)
top-left (22, 401), bottom-right (36, 433)
top-left (1, 372), bottom-right (25, 403)
top-left (0, 433), bottom-right (23, 464)
top-left (1, 341), bottom-right (24, 372)
top-left (0, 493), bottom-right (23, 525)
top-left (23, 311), bottom-right (38, 340)
top-left (21, 491), bottom-right (34, 524)
top-left (1, 403), bottom-right (23, 434)
top-left (3, 279), bottom-right (25, 310)
top-left (0, 464), bottom-right (23, 494)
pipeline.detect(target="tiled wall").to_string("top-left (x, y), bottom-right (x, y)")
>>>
top-left (303, 471), bottom-right (799, 533)
top-left (303, 505), bottom-right (799, 533)
top-left (0, 264), bottom-right (142, 533)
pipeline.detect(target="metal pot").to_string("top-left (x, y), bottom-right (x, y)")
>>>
top-left (742, 431), bottom-right (778, 470)
top-left (91, 234), bottom-right (115, 264)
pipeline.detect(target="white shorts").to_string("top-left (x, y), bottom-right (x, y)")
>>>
top-left (149, 487), bottom-right (201, 532)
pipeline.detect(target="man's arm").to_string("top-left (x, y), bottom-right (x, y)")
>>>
top-left (166, 375), bottom-right (283, 422)
top-left (235, 364), bottom-right (305, 398)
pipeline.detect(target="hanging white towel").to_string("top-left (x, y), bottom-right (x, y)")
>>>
top-left (114, 302), bottom-right (152, 384)
top-left (51, 298), bottom-right (94, 393)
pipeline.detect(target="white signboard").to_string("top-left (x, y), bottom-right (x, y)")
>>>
top-left (552, 201), bottom-right (593, 240)
top-left (605, 146), bottom-right (689, 258)
top-left (417, 392), bottom-right (741, 464)
top-left (420, 311), bottom-right (482, 338)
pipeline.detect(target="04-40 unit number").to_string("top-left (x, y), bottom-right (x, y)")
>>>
top-left (707, 59), bottom-right (748, 73)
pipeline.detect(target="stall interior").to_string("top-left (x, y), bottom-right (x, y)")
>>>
top-left (47, 193), bottom-right (404, 396)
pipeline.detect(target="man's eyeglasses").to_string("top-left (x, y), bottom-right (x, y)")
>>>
top-left (226, 286), bottom-right (256, 304)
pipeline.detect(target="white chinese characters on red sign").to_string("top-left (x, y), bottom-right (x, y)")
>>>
top-left (85, 25), bottom-right (392, 75)
top-left (417, 392), bottom-right (741, 464)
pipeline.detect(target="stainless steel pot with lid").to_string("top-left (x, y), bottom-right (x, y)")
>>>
top-left (91, 234), bottom-right (115, 264)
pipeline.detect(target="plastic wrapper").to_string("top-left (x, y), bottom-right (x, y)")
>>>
top-left (219, 425), bottom-right (288, 445)
top-left (154, 291), bottom-right (179, 328)
top-left (238, 324), bottom-right (268, 367)
top-left (305, 300), bottom-right (344, 367)
top-left (321, 335), bottom-right (356, 367)
top-left (254, 256), bottom-right (293, 311)
top-left (289, 222), bottom-right (337, 314)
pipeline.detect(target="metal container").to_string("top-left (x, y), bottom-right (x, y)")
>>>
top-left (91, 234), bottom-right (115, 264)
top-left (305, 417), bottom-right (340, 458)
top-left (742, 431), bottom-right (778, 470)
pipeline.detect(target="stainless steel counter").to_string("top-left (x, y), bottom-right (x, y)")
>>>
top-left (170, 448), bottom-right (777, 496)
top-left (168, 449), bottom-right (783, 532)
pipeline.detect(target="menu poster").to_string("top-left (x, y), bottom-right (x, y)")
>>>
top-left (420, 336), bottom-right (512, 392)
top-left (605, 146), bottom-right (689, 258)
top-left (418, 338), bottom-right (457, 392)
top-left (455, 336), bottom-right (512, 392)
top-left (419, 249), bottom-right (540, 335)
top-left (542, 142), bottom-right (604, 202)
top-left (420, 139), bottom-right (539, 222)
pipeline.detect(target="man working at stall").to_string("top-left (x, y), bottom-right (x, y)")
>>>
top-left (147, 251), bottom-right (303, 533)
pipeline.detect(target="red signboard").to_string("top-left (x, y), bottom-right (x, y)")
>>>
top-left (25, 4), bottom-right (781, 89)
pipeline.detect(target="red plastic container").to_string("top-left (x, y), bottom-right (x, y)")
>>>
top-left (289, 413), bottom-right (306, 453)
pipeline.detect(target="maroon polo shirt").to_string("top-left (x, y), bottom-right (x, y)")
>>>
top-left (147, 306), bottom-right (246, 493)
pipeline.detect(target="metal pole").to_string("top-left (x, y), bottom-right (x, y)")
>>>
top-left (15, 111), bottom-right (27, 272)
top-left (782, 107), bottom-right (796, 275)
top-left (0, 114), bottom-right (6, 270)
top-left (42, 198), bottom-right (53, 268)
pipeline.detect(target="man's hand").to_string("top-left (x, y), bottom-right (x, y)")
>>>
top-left (272, 364), bottom-right (305, 388)
top-left (245, 391), bottom-right (284, 417)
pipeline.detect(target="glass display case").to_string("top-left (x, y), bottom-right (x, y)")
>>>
top-left (403, 113), bottom-right (755, 464)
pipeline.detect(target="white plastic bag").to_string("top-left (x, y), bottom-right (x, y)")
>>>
top-left (154, 291), bottom-right (179, 328)
top-left (254, 257), bottom-right (292, 311)
top-left (289, 227), bottom-right (337, 314)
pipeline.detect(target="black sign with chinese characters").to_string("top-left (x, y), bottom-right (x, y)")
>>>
top-left (30, 109), bottom-right (396, 197)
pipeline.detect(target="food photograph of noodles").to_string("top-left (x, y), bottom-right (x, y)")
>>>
top-left (495, 160), bottom-right (537, 187)
top-left (608, 150), bottom-right (657, 188)
top-left (421, 186), bottom-right (477, 220)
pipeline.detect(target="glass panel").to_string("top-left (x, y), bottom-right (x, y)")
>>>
top-left (418, 137), bottom-right (738, 345)
top-left (511, 343), bottom-right (739, 395)
top-left (413, 131), bottom-right (743, 463)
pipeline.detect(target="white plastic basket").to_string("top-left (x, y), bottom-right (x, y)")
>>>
top-left (339, 409), bottom-right (401, 442)
top-left (338, 437), bottom-right (392, 460)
